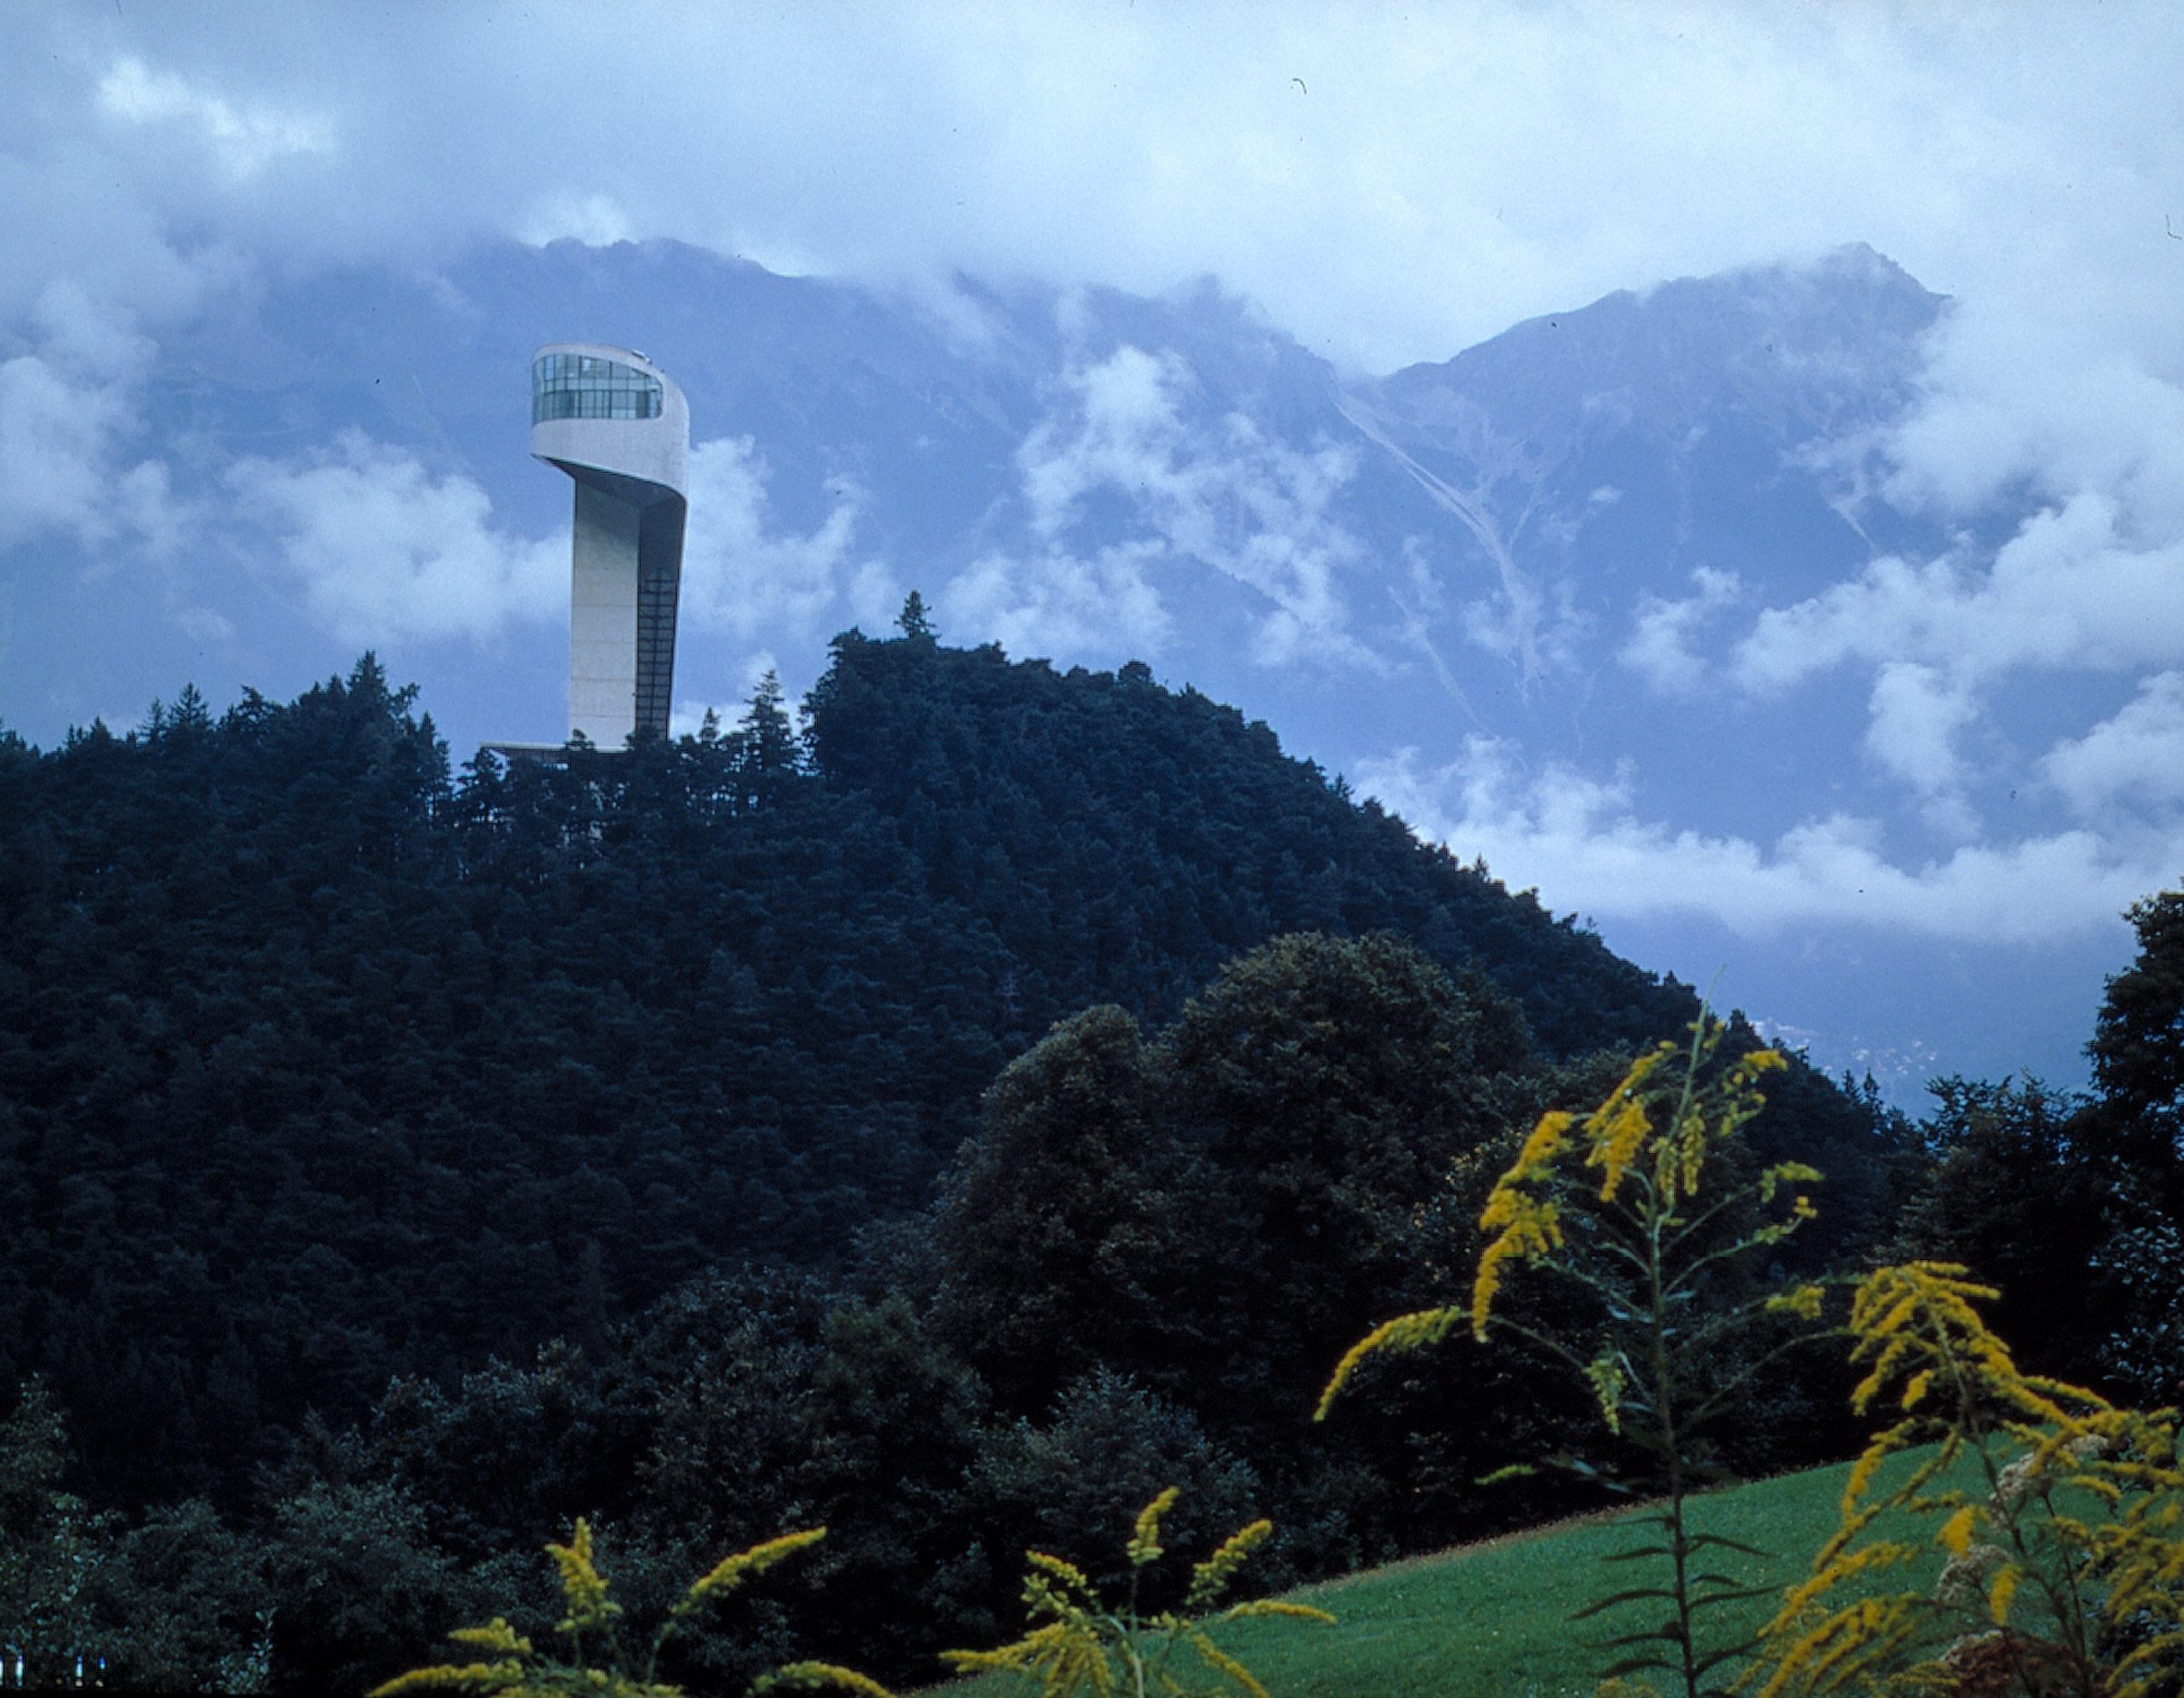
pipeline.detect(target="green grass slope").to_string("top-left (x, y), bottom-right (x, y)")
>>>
top-left (928, 1451), bottom-right (1967, 1698)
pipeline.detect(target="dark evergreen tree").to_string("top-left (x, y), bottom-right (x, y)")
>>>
top-left (895, 589), bottom-right (937, 641)
top-left (725, 669), bottom-right (804, 811)
top-left (1885, 1077), bottom-right (2113, 1388)
top-left (2092, 888), bottom-right (2184, 1171)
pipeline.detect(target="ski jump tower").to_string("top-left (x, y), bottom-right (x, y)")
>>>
top-left (529, 345), bottom-right (690, 747)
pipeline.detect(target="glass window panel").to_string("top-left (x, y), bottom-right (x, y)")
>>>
top-left (532, 356), bottom-right (661, 424)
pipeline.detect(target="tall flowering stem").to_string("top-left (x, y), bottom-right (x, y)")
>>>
top-left (942, 1487), bottom-right (1334, 1697)
top-left (370, 1519), bottom-right (892, 1698)
top-left (1754, 1261), bottom-right (2184, 1698)
top-left (1320, 1015), bottom-right (1822, 1698)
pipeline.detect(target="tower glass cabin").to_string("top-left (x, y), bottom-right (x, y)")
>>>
top-left (529, 345), bottom-right (690, 747)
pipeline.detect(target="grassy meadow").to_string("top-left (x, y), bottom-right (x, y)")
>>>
top-left (923, 1449), bottom-right (1972, 1698)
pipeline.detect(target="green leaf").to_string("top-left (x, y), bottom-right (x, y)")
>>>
top-left (1570, 1586), bottom-right (1680, 1619)
top-left (1597, 1623), bottom-right (1683, 1650)
top-left (1688, 1581), bottom-right (1782, 1607)
top-left (1683, 1532), bottom-right (1774, 1560)
top-left (1598, 1653), bottom-right (1678, 1679)
top-left (1594, 1648), bottom-right (1683, 1676)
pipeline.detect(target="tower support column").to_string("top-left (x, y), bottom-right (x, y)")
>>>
top-left (529, 343), bottom-right (690, 749)
top-left (569, 483), bottom-right (644, 746)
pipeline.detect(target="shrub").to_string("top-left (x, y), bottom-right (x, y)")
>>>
top-left (969, 1367), bottom-right (1264, 1597)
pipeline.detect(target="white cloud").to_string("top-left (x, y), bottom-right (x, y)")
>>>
top-left (95, 55), bottom-right (333, 176)
top-left (671, 649), bottom-right (798, 741)
top-left (1020, 345), bottom-right (1181, 537)
top-left (1880, 282), bottom-right (2184, 546)
top-left (677, 437), bottom-right (868, 640)
top-left (2043, 673), bottom-right (2184, 819)
top-left (112, 461), bottom-right (191, 561)
top-left (0, 4), bottom-right (2164, 382)
top-left (516, 192), bottom-right (635, 249)
top-left (175, 605), bottom-right (235, 646)
top-left (29, 276), bottom-right (156, 380)
top-left (1358, 738), bottom-right (2171, 946)
top-left (1007, 344), bottom-right (1376, 667)
top-left (1863, 661), bottom-right (1980, 833)
top-left (1620, 565), bottom-right (1742, 696)
top-left (0, 352), bottom-right (135, 548)
top-left (0, 283), bottom-right (185, 554)
top-left (843, 560), bottom-right (908, 636)
top-left (227, 431), bottom-right (563, 644)
top-left (1732, 493), bottom-right (2184, 693)
top-left (940, 541), bottom-right (1172, 661)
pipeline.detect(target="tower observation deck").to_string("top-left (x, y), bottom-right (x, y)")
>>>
top-left (529, 345), bottom-right (689, 747)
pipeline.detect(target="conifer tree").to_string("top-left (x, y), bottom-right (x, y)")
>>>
top-left (895, 590), bottom-right (936, 641)
top-left (2092, 888), bottom-right (2184, 1170)
top-left (729, 671), bottom-right (805, 810)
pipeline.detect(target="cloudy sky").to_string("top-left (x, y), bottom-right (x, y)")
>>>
top-left (13, 3), bottom-right (2178, 367)
top-left (5, 1), bottom-right (2182, 1086)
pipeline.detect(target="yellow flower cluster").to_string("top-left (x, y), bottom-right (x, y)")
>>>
top-left (1471, 1184), bottom-right (1564, 1341)
top-left (1185, 1519), bottom-right (1274, 1611)
top-left (1764, 1283), bottom-right (1826, 1322)
top-left (753, 1664), bottom-right (895, 1697)
top-left (1315, 1014), bottom-right (1828, 1698)
top-left (1845, 1261), bottom-right (2034, 1424)
top-left (1127, 1486), bottom-right (1181, 1569)
top-left (1756, 1259), bottom-right (2184, 1698)
top-left (941, 1489), bottom-right (1331, 1698)
top-left (370, 1519), bottom-right (889, 1698)
top-left (370, 1658), bottom-right (531, 1697)
top-left (1581, 1047), bottom-right (1669, 1200)
top-left (547, 1518), bottom-right (622, 1635)
top-left (1583, 1352), bottom-right (1628, 1436)
top-left (678, 1526), bottom-right (829, 1616)
top-left (1315, 1017), bottom-right (1805, 1430)
top-left (1471, 1030), bottom-right (1787, 1339)
top-left (1313, 1304), bottom-right (1467, 1421)
top-left (1661, 1043), bottom-right (1787, 1203)
top-left (943, 1625), bottom-right (1112, 1695)
top-left (1027, 1549), bottom-right (1094, 1598)
top-left (452, 1619), bottom-right (533, 1657)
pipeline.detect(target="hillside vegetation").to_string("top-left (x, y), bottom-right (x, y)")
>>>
top-left (6, 625), bottom-right (2182, 1693)
top-left (0, 629), bottom-right (1876, 1510)
top-left (926, 1451), bottom-right (1956, 1698)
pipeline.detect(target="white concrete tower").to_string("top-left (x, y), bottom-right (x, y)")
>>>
top-left (529, 345), bottom-right (690, 747)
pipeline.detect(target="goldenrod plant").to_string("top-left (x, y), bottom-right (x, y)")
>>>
top-left (1319, 1016), bottom-right (1822, 1698)
top-left (1754, 1261), bottom-right (2184, 1698)
top-left (941, 1486), bottom-right (1333, 1696)
top-left (370, 1518), bottom-right (890, 1697)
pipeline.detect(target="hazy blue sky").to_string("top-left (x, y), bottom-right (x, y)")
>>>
top-left (5, 2), bottom-right (2182, 1083)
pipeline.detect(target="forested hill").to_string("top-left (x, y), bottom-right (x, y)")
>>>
top-left (799, 628), bottom-right (1695, 1055)
top-left (0, 632), bottom-right (1859, 1511)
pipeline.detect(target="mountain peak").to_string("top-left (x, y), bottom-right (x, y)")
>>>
top-left (1376, 243), bottom-right (1942, 408)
